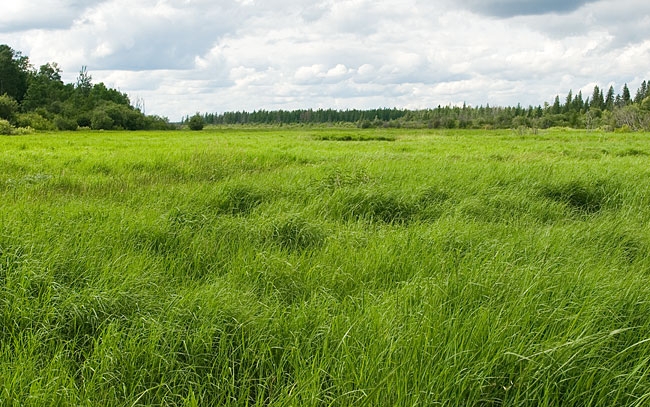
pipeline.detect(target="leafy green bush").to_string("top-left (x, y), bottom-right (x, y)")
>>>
top-left (16, 112), bottom-right (56, 130)
top-left (76, 115), bottom-right (92, 128)
top-left (0, 94), bottom-right (19, 123)
top-left (0, 119), bottom-right (13, 135)
top-left (188, 113), bottom-right (204, 131)
top-left (145, 115), bottom-right (173, 130)
top-left (615, 124), bottom-right (632, 133)
top-left (11, 126), bottom-right (34, 135)
top-left (91, 110), bottom-right (114, 130)
top-left (54, 116), bottom-right (78, 131)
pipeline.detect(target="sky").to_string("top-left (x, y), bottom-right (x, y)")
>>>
top-left (1, 0), bottom-right (649, 121)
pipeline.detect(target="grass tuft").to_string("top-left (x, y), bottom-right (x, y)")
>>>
top-left (339, 190), bottom-right (416, 224)
top-left (315, 133), bottom-right (395, 141)
top-left (215, 183), bottom-right (267, 216)
top-left (269, 214), bottom-right (326, 250)
top-left (540, 179), bottom-right (616, 214)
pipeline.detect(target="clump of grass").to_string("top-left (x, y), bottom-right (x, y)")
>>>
top-left (319, 168), bottom-right (372, 190)
top-left (413, 186), bottom-right (451, 221)
top-left (340, 190), bottom-right (416, 224)
top-left (616, 148), bottom-right (647, 157)
top-left (167, 206), bottom-right (208, 229)
top-left (126, 224), bottom-right (179, 255)
top-left (253, 253), bottom-right (310, 304)
top-left (269, 214), bottom-right (326, 250)
top-left (316, 133), bottom-right (395, 141)
top-left (591, 224), bottom-right (648, 265)
top-left (417, 186), bottom-right (450, 206)
top-left (540, 179), bottom-right (616, 214)
top-left (215, 183), bottom-right (267, 216)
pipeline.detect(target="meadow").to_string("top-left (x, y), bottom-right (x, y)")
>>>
top-left (1, 127), bottom-right (650, 406)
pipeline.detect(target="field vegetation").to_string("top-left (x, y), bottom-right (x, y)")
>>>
top-left (2, 127), bottom-right (650, 405)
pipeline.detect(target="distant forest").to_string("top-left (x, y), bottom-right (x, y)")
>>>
top-left (2, 44), bottom-right (649, 133)
top-left (0, 44), bottom-right (172, 134)
top-left (193, 82), bottom-right (650, 131)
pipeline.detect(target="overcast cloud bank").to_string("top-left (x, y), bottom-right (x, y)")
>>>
top-left (1, 0), bottom-right (649, 120)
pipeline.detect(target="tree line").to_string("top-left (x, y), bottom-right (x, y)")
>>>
top-left (0, 44), bottom-right (172, 134)
top-left (190, 82), bottom-right (650, 131)
top-left (3, 44), bottom-right (649, 133)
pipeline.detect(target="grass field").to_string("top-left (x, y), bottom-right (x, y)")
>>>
top-left (2, 127), bottom-right (650, 406)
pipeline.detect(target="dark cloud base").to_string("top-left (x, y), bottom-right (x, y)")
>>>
top-left (459, 0), bottom-right (600, 17)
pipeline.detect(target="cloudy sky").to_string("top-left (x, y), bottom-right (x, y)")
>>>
top-left (1, 0), bottom-right (649, 120)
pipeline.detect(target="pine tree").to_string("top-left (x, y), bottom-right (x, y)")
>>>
top-left (591, 85), bottom-right (603, 109)
top-left (564, 90), bottom-right (573, 112)
top-left (605, 86), bottom-right (615, 111)
top-left (634, 80), bottom-right (647, 104)
top-left (573, 91), bottom-right (584, 112)
top-left (622, 84), bottom-right (631, 105)
top-left (552, 95), bottom-right (561, 114)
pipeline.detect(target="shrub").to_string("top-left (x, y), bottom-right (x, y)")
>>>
top-left (12, 126), bottom-right (34, 135)
top-left (16, 112), bottom-right (56, 130)
top-left (615, 124), bottom-right (632, 133)
top-left (0, 119), bottom-right (13, 135)
top-left (55, 116), bottom-right (78, 131)
top-left (188, 114), bottom-right (204, 131)
top-left (145, 115), bottom-right (173, 130)
top-left (76, 115), bottom-right (92, 128)
top-left (0, 94), bottom-right (19, 123)
top-left (91, 110), bottom-right (114, 130)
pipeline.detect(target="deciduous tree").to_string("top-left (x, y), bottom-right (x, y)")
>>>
top-left (0, 45), bottom-right (31, 102)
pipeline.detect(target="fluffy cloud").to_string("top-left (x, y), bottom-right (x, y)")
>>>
top-left (0, 0), bottom-right (103, 31)
top-left (1, 0), bottom-right (649, 120)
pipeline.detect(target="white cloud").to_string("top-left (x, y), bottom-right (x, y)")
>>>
top-left (0, 0), bottom-right (649, 120)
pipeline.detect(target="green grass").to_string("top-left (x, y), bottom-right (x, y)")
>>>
top-left (2, 127), bottom-right (650, 406)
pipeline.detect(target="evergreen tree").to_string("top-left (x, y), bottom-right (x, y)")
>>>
top-left (599, 89), bottom-right (605, 109)
top-left (552, 95), bottom-right (561, 114)
top-left (591, 85), bottom-right (604, 110)
top-left (578, 91), bottom-right (585, 111)
top-left (564, 90), bottom-right (573, 112)
top-left (634, 80), bottom-right (647, 103)
top-left (622, 84), bottom-right (631, 105)
top-left (605, 86), bottom-right (615, 111)
top-left (573, 91), bottom-right (584, 112)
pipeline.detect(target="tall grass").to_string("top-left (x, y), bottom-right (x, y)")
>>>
top-left (1, 128), bottom-right (650, 405)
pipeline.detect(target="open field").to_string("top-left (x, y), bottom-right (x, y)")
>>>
top-left (2, 127), bottom-right (650, 406)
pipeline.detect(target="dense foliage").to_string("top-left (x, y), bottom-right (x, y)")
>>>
top-left (194, 86), bottom-right (650, 131)
top-left (0, 45), bottom-right (173, 132)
